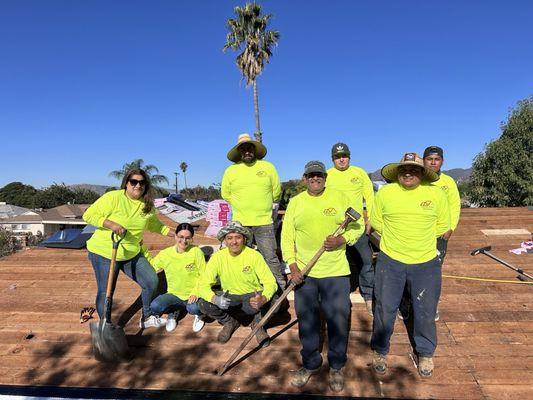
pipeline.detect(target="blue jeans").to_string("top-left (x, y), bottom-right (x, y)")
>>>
top-left (249, 224), bottom-right (286, 290)
top-left (294, 275), bottom-right (351, 370)
top-left (150, 293), bottom-right (201, 316)
top-left (371, 252), bottom-right (441, 357)
top-left (353, 234), bottom-right (374, 301)
top-left (88, 251), bottom-right (159, 319)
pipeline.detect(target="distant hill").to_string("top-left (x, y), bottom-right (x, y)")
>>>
top-left (69, 184), bottom-right (110, 196)
top-left (369, 167), bottom-right (472, 182)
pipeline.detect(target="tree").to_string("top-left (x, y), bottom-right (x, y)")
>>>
top-left (109, 159), bottom-right (169, 186)
top-left (223, 2), bottom-right (279, 143)
top-left (0, 182), bottom-right (38, 208)
top-left (469, 97), bottom-right (533, 207)
top-left (180, 162), bottom-right (189, 190)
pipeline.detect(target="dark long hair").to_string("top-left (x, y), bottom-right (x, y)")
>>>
top-left (120, 169), bottom-right (154, 214)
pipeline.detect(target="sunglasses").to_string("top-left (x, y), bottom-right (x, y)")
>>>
top-left (306, 173), bottom-right (326, 179)
top-left (128, 178), bottom-right (146, 187)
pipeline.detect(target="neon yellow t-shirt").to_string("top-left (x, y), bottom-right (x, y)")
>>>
top-left (370, 182), bottom-right (450, 264)
top-left (83, 189), bottom-right (170, 261)
top-left (281, 188), bottom-right (363, 278)
top-left (221, 160), bottom-right (281, 226)
top-left (151, 245), bottom-right (206, 301)
top-left (433, 172), bottom-right (461, 230)
top-left (198, 246), bottom-right (277, 302)
top-left (326, 165), bottom-right (374, 217)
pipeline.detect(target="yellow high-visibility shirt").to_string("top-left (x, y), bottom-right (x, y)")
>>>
top-left (221, 160), bottom-right (281, 226)
top-left (83, 189), bottom-right (170, 261)
top-left (370, 182), bottom-right (450, 264)
top-left (281, 188), bottom-right (363, 278)
top-left (197, 246), bottom-right (277, 302)
top-left (326, 165), bottom-right (374, 217)
top-left (433, 172), bottom-right (461, 230)
top-left (150, 245), bottom-right (206, 301)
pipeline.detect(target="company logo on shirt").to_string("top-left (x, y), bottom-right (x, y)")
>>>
top-left (323, 207), bottom-right (337, 216)
top-left (185, 263), bottom-right (196, 272)
top-left (242, 265), bottom-right (252, 274)
top-left (440, 185), bottom-right (449, 192)
top-left (350, 177), bottom-right (359, 185)
top-left (420, 200), bottom-right (434, 210)
top-left (256, 171), bottom-right (267, 177)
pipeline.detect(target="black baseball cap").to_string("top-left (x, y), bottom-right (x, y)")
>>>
top-left (304, 160), bottom-right (327, 175)
top-left (331, 142), bottom-right (351, 157)
top-left (423, 146), bottom-right (444, 158)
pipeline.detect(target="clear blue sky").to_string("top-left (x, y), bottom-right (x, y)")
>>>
top-left (1, 1), bottom-right (532, 189)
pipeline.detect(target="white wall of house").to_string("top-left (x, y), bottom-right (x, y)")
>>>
top-left (0, 223), bottom-right (44, 236)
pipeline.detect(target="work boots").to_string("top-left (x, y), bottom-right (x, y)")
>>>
top-left (251, 315), bottom-right (270, 348)
top-left (417, 356), bottom-right (434, 378)
top-left (217, 318), bottom-right (240, 343)
top-left (372, 351), bottom-right (387, 375)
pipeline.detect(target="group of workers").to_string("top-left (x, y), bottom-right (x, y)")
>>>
top-left (83, 133), bottom-right (460, 393)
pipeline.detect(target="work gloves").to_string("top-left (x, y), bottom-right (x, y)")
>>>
top-left (213, 292), bottom-right (231, 309)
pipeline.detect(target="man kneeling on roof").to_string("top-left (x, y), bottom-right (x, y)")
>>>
top-left (197, 221), bottom-right (277, 347)
top-left (370, 153), bottom-right (450, 378)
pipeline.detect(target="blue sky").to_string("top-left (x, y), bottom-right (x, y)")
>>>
top-left (1, 1), bottom-right (532, 190)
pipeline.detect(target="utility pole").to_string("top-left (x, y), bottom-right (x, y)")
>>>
top-left (174, 172), bottom-right (180, 193)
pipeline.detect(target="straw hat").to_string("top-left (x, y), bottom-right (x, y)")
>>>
top-left (381, 152), bottom-right (439, 183)
top-left (227, 133), bottom-right (267, 163)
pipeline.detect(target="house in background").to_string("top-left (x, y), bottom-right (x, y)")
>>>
top-left (0, 204), bottom-right (89, 236)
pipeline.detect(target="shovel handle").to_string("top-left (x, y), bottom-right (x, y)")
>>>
top-left (104, 231), bottom-right (126, 321)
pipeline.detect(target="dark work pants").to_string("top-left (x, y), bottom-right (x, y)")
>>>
top-left (249, 224), bottom-right (286, 290)
top-left (198, 291), bottom-right (269, 324)
top-left (294, 275), bottom-right (351, 370)
top-left (353, 234), bottom-right (374, 301)
top-left (371, 252), bottom-right (441, 357)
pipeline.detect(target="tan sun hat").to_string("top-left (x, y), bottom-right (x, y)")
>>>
top-left (381, 152), bottom-right (439, 183)
top-left (227, 133), bottom-right (267, 163)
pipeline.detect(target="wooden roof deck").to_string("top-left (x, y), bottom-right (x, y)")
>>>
top-left (0, 208), bottom-right (532, 399)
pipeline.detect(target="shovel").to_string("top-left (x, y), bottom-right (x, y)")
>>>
top-left (90, 232), bottom-right (132, 362)
top-left (217, 207), bottom-right (361, 375)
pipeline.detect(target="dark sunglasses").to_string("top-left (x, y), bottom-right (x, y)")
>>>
top-left (305, 172), bottom-right (326, 179)
top-left (128, 178), bottom-right (146, 187)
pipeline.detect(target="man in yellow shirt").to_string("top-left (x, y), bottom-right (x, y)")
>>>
top-left (423, 146), bottom-right (461, 264)
top-left (281, 161), bottom-right (363, 392)
top-left (221, 133), bottom-right (285, 291)
top-left (370, 153), bottom-right (450, 378)
top-left (197, 221), bottom-right (277, 347)
top-left (326, 142), bottom-right (375, 315)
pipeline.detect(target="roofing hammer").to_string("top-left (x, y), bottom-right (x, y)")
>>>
top-left (471, 245), bottom-right (533, 282)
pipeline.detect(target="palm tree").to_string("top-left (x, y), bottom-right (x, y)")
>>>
top-left (223, 2), bottom-right (279, 143)
top-left (109, 159), bottom-right (169, 186)
top-left (180, 161), bottom-right (188, 190)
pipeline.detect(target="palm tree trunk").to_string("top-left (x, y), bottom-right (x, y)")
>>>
top-left (184, 173), bottom-right (188, 190)
top-left (253, 80), bottom-right (262, 142)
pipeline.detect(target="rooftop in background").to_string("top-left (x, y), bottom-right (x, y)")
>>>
top-left (0, 204), bottom-right (89, 224)
top-left (0, 203), bottom-right (33, 219)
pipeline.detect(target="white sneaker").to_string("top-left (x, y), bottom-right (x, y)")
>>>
top-left (166, 314), bottom-right (177, 332)
top-left (140, 315), bottom-right (167, 329)
top-left (192, 315), bottom-right (205, 333)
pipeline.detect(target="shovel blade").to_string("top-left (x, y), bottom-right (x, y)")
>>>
top-left (90, 319), bottom-right (131, 363)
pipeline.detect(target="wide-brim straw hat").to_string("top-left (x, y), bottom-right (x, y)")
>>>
top-left (381, 152), bottom-right (439, 183)
top-left (227, 133), bottom-right (267, 163)
top-left (216, 221), bottom-right (253, 246)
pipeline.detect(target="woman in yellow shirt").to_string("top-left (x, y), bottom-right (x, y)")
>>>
top-left (83, 169), bottom-right (172, 329)
top-left (149, 223), bottom-right (206, 333)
